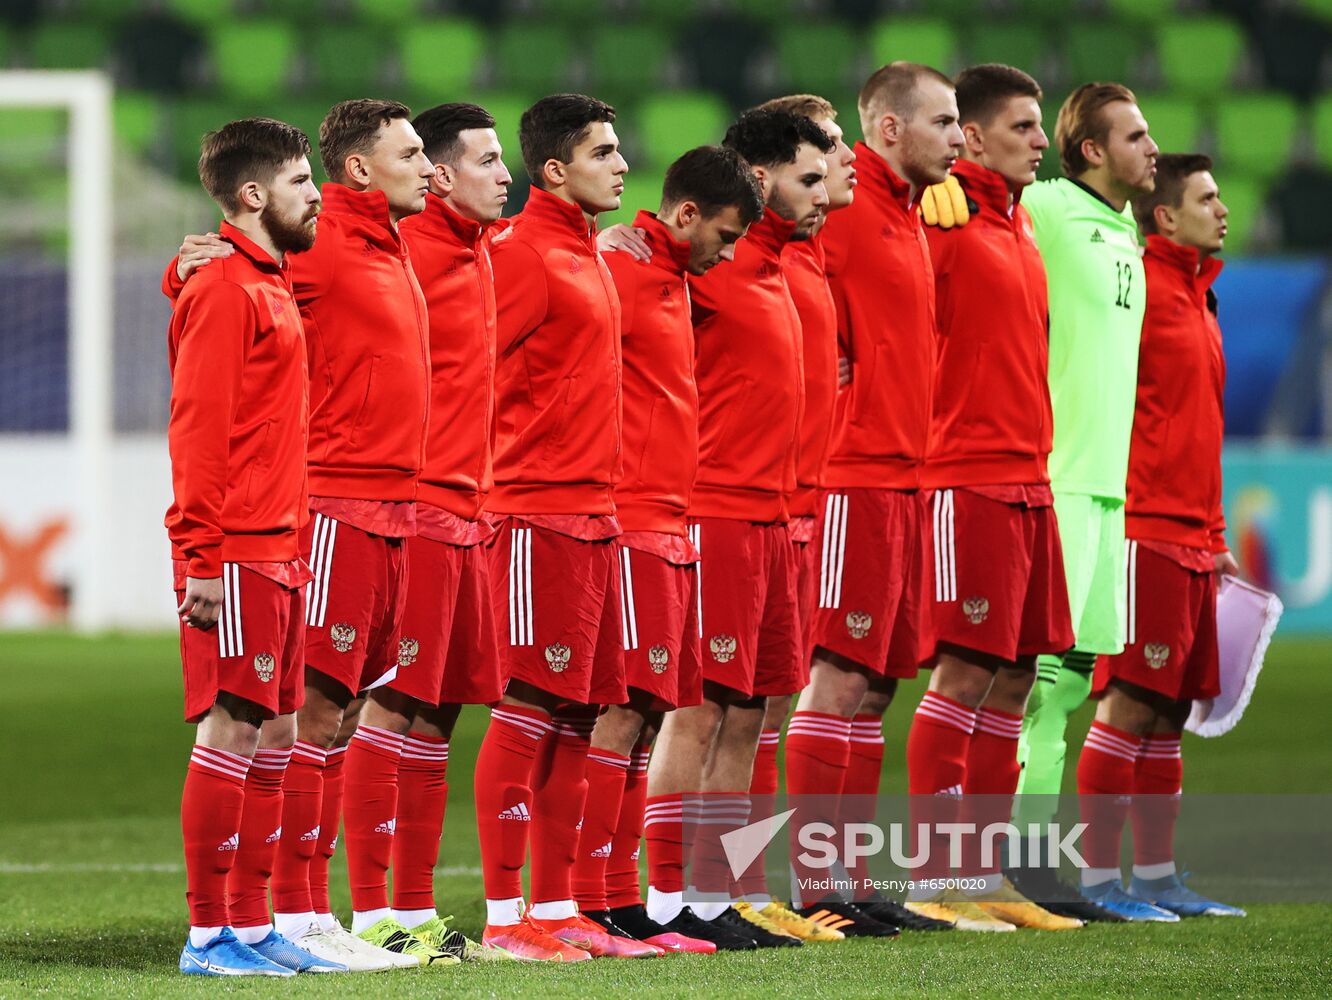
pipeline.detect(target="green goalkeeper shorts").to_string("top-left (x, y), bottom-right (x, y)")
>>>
top-left (1052, 492), bottom-right (1127, 656)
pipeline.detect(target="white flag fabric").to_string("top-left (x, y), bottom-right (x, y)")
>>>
top-left (1186, 576), bottom-right (1283, 737)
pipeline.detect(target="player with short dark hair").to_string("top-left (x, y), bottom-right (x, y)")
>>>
top-left (1076, 154), bottom-right (1244, 921)
top-left (566, 144), bottom-right (762, 955)
top-left (168, 117), bottom-right (339, 976)
top-left (643, 108), bottom-right (831, 950)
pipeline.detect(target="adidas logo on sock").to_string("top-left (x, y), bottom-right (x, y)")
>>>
top-left (575, 819), bottom-right (583, 832)
top-left (498, 802), bottom-right (531, 822)
top-left (935, 784), bottom-right (964, 798)
top-left (374, 818), bottom-right (397, 836)
top-left (299, 825), bottom-right (321, 842)
top-left (217, 833), bottom-right (239, 852)
top-left (630, 847), bottom-right (641, 861)
top-left (265, 826), bottom-right (283, 844)
top-left (591, 842), bottom-right (613, 858)
top-left (1090, 228), bottom-right (1105, 243)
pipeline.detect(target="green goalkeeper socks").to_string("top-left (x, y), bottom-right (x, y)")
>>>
top-left (1014, 651), bottom-right (1096, 828)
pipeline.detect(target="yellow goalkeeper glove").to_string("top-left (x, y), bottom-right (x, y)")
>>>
top-left (919, 174), bottom-right (970, 229)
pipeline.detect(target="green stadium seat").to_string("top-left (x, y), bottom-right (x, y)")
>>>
top-left (965, 22), bottom-right (1049, 81)
top-left (1136, 94), bottom-right (1203, 154)
top-left (172, 99), bottom-right (236, 179)
top-left (113, 92), bottom-right (162, 155)
top-left (868, 17), bottom-right (959, 73)
top-left (351, 0), bottom-right (425, 26)
top-left (166, 0), bottom-right (234, 28)
top-left (209, 21), bottom-right (296, 102)
top-left (1299, 0), bottom-right (1332, 25)
top-left (1108, 0), bottom-right (1178, 25)
top-left (777, 21), bottom-right (859, 94)
top-left (468, 91), bottom-right (533, 182)
top-left (638, 0), bottom-right (702, 26)
top-left (589, 22), bottom-right (673, 99)
top-left (0, 24), bottom-right (12, 68)
top-left (600, 169), bottom-right (665, 228)
top-left (638, 91), bottom-right (729, 170)
top-left (1063, 22), bottom-right (1144, 87)
top-left (0, 107), bottom-right (65, 166)
top-left (28, 22), bottom-right (111, 70)
top-left (1209, 172), bottom-right (1264, 252)
top-left (1009, 0), bottom-right (1074, 21)
top-left (1313, 94), bottom-right (1332, 169)
top-left (1214, 92), bottom-right (1299, 181)
top-left (527, 0), bottom-right (615, 22)
top-left (494, 23), bottom-right (574, 92)
top-left (309, 25), bottom-right (389, 95)
top-left (735, 0), bottom-right (801, 24)
top-left (1156, 16), bottom-right (1246, 96)
top-left (1272, 167), bottom-right (1332, 251)
top-left (400, 20), bottom-right (485, 98)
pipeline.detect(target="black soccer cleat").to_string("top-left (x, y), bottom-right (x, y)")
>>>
top-left (711, 907), bottom-right (801, 948)
top-left (661, 906), bottom-right (756, 950)
top-left (855, 893), bottom-right (954, 931)
top-left (605, 904), bottom-right (671, 941)
top-left (583, 909), bottom-right (644, 939)
top-left (794, 897), bottom-right (900, 938)
top-left (1004, 864), bottom-right (1128, 923)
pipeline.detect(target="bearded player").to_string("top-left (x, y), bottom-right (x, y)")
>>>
top-left (1075, 154), bottom-right (1244, 921)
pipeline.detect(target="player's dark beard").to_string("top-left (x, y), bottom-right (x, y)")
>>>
top-left (262, 204), bottom-right (318, 254)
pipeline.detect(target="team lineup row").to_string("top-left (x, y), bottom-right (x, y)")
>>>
top-left (164, 57), bottom-right (1240, 977)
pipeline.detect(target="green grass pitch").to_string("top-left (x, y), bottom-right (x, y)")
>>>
top-left (2, 632), bottom-right (1330, 997)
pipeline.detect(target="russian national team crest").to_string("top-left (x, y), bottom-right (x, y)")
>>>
top-left (963, 597), bottom-right (990, 625)
top-left (330, 623), bottom-right (357, 653)
top-left (648, 645), bottom-right (670, 674)
top-left (397, 637), bottom-right (420, 667)
top-left (253, 652), bottom-right (276, 682)
top-left (710, 635), bottom-right (737, 663)
top-left (545, 643), bottom-right (572, 673)
top-left (845, 611), bottom-right (873, 639)
top-left (1145, 643), bottom-right (1171, 670)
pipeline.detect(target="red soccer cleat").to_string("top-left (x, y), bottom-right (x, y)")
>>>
top-left (643, 931), bottom-right (718, 954)
top-left (529, 913), bottom-right (662, 958)
top-left (481, 918), bottom-right (593, 962)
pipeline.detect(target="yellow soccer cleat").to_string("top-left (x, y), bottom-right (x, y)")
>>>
top-left (733, 901), bottom-right (800, 940)
top-left (355, 917), bottom-right (462, 967)
top-left (905, 895), bottom-right (1015, 932)
top-left (919, 174), bottom-right (970, 229)
top-left (753, 901), bottom-right (845, 942)
top-left (971, 878), bottom-right (1084, 931)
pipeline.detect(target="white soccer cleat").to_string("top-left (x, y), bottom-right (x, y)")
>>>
top-left (289, 920), bottom-right (412, 972)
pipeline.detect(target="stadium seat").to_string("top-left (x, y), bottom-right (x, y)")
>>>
top-left (27, 22), bottom-right (110, 70)
top-left (115, 12), bottom-right (206, 93)
top-left (1136, 94), bottom-right (1203, 154)
top-left (638, 0), bottom-right (702, 26)
top-left (1210, 172), bottom-right (1264, 252)
top-left (1156, 16), bottom-right (1247, 96)
top-left (1009, 0), bottom-right (1075, 21)
top-left (1214, 93), bottom-right (1299, 180)
top-left (166, 0), bottom-right (234, 28)
top-left (589, 22), bottom-right (673, 99)
top-left (638, 91), bottom-right (729, 170)
top-left (0, 24), bottom-right (12, 67)
top-left (1253, 10), bottom-right (1330, 100)
top-left (113, 92), bottom-right (162, 156)
top-left (965, 22), bottom-right (1049, 81)
top-left (494, 23), bottom-right (574, 92)
top-left (734, 0), bottom-right (801, 24)
top-left (601, 169), bottom-right (666, 227)
top-left (776, 21), bottom-right (859, 94)
top-left (1272, 166), bottom-right (1332, 251)
top-left (400, 19), bottom-right (485, 98)
top-left (351, 0), bottom-right (425, 26)
top-left (1107, 0), bottom-right (1178, 25)
top-left (1300, 0), bottom-right (1332, 24)
top-left (868, 17), bottom-right (959, 72)
top-left (209, 21), bottom-right (296, 102)
top-left (1313, 95), bottom-right (1332, 169)
top-left (469, 91), bottom-right (533, 180)
top-left (1062, 22), bottom-right (1145, 88)
top-left (0, 107), bottom-right (64, 165)
top-left (309, 25), bottom-right (389, 95)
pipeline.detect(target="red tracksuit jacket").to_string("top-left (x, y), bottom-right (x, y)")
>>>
top-left (165, 222), bottom-right (309, 577)
top-left (606, 211), bottom-right (698, 537)
top-left (689, 207), bottom-right (805, 523)
top-left (1125, 234), bottom-right (1228, 553)
top-left (923, 158), bottom-right (1053, 489)
top-left (399, 193), bottom-right (496, 524)
top-left (784, 233), bottom-right (839, 518)
top-left (821, 144), bottom-right (936, 490)
top-left (489, 186), bottom-right (623, 516)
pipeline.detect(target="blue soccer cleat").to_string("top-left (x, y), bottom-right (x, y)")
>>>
top-left (1128, 873), bottom-right (1248, 918)
top-left (1079, 881), bottom-right (1180, 922)
top-left (178, 927), bottom-right (296, 976)
top-left (247, 928), bottom-right (349, 972)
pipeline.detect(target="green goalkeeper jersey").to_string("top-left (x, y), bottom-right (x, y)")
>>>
top-left (1023, 177), bottom-right (1145, 501)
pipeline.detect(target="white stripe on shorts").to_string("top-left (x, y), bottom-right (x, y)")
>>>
top-left (1126, 539), bottom-right (1138, 646)
top-left (819, 493), bottom-right (849, 609)
top-left (304, 514), bottom-right (338, 628)
top-left (508, 527), bottom-right (534, 646)
top-left (689, 523), bottom-right (703, 638)
top-left (933, 489), bottom-right (956, 603)
top-left (217, 563), bottom-right (244, 658)
top-left (620, 546), bottom-right (639, 651)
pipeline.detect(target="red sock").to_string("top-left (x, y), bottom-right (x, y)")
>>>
top-left (271, 741), bottom-right (325, 915)
top-left (842, 714), bottom-right (887, 897)
top-left (392, 733), bottom-right (449, 912)
top-left (571, 746), bottom-right (630, 911)
top-left (229, 746), bottom-right (291, 928)
top-left (689, 793), bottom-right (751, 897)
top-left (606, 741), bottom-right (651, 908)
top-left (645, 793), bottom-right (687, 893)
top-left (530, 709), bottom-right (595, 903)
top-left (906, 692), bottom-right (976, 880)
top-left (343, 725), bottom-right (405, 913)
top-left (785, 712), bottom-right (851, 904)
top-left (474, 704), bottom-right (552, 901)
top-left (1132, 732), bottom-right (1182, 869)
top-left (1076, 720), bottom-right (1139, 871)
top-left (182, 745), bottom-right (250, 927)
top-left (962, 707), bottom-right (1023, 878)
top-left (310, 744), bottom-right (345, 914)
top-left (735, 729), bottom-right (780, 898)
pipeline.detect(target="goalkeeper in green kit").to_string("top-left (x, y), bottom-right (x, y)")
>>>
top-left (925, 80), bottom-right (1159, 920)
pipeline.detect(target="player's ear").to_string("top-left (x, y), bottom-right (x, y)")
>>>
top-left (541, 158), bottom-right (565, 189)
top-left (1153, 201), bottom-right (1175, 236)
top-left (343, 152), bottom-right (371, 186)
top-left (676, 200), bottom-right (700, 228)
top-left (877, 112), bottom-right (900, 145)
top-left (962, 121), bottom-right (984, 156)
top-left (433, 161), bottom-right (453, 195)
top-left (750, 165), bottom-right (773, 201)
top-left (1080, 136), bottom-right (1105, 169)
top-left (237, 180), bottom-right (264, 212)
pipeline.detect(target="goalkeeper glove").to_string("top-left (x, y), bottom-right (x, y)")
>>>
top-left (919, 174), bottom-right (971, 229)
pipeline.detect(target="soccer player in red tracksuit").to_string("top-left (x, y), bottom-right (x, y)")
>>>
top-left (470, 93), bottom-right (639, 963)
top-left (1076, 154), bottom-right (1246, 920)
top-left (565, 146), bottom-right (763, 955)
top-left (167, 118), bottom-right (337, 977)
top-left (166, 99), bottom-right (437, 971)
top-left (902, 65), bottom-right (1080, 934)
top-left (787, 63), bottom-right (963, 934)
top-left (642, 108), bottom-right (831, 950)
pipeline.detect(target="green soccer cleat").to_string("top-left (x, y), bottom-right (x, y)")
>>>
top-left (355, 917), bottom-right (461, 967)
top-left (410, 914), bottom-right (497, 962)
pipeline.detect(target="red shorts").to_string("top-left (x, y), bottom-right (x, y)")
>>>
top-left (1094, 541), bottom-right (1220, 701)
top-left (791, 515), bottom-right (819, 688)
top-left (387, 535), bottom-right (503, 707)
top-left (487, 517), bottom-right (626, 706)
top-left (618, 544), bottom-right (702, 710)
top-left (302, 513), bottom-right (409, 697)
top-left (177, 563), bottom-right (305, 722)
top-left (812, 488), bottom-right (933, 678)
top-left (930, 488), bottom-right (1075, 661)
top-left (692, 517), bottom-right (802, 698)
